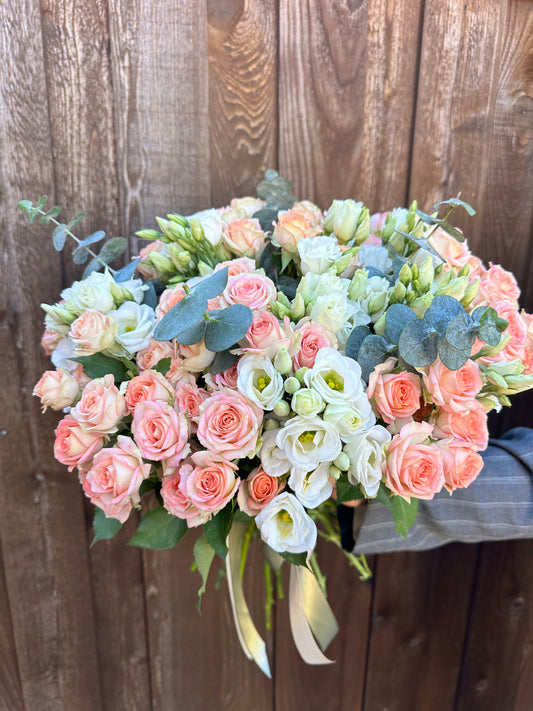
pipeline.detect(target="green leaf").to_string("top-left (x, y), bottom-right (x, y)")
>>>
top-left (392, 496), bottom-right (419, 538)
top-left (437, 336), bottom-right (471, 371)
top-left (17, 199), bottom-right (33, 214)
top-left (398, 319), bottom-right (438, 367)
top-left (233, 509), bottom-right (253, 524)
top-left (71, 353), bottom-right (128, 381)
top-left (82, 257), bottom-right (101, 279)
top-left (175, 319), bottom-right (207, 346)
top-left (434, 197), bottom-right (476, 216)
top-left (204, 305), bottom-right (253, 352)
top-left (68, 210), bottom-right (86, 230)
top-left (439, 222), bottom-right (465, 242)
top-left (357, 334), bottom-right (391, 381)
top-left (445, 312), bottom-right (475, 350)
top-left (129, 506), bottom-right (188, 549)
top-left (193, 536), bottom-right (216, 612)
top-left (98, 236), bottom-right (128, 264)
top-left (153, 357), bottom-right (172, 375)
top-left (115, 258), bottom-right (141, 283)
top-left (210, 348), bottom-right (239, 375)
top-left (154, 289), bottom-right (208, 341)
top-left (346, 325), bottom-right (371, 361)
top-left (376, 482), bottom-right (394, 511)
top-left (254, 207), bottom-right (279, 233)
top-left (256, 170), bottom-right (296, 210)
top-left (203, 503), bottom-right (234, 559)
top-left (52, 224), bottom-right (67, 251)
top-left (335, 473), bottom-right (364, 504)
top-left (36, 195), bottom-right (48, 210)
top-left (92, 507), bottom-right (123, 545)
top-left (384, 304), bottom-right (418, 345)
top-left (139, 479), bottom-right (160, 498)
top-left (425, 295), bottom-right (464, 335)
top-left (72, 230), bottom-right (106, 264)
top-left (279, 551), bottom-right (308, 566)
top-left (191, 266), bottom-right (228, 299)
top-left (40, 205), bottom-right (62, 223)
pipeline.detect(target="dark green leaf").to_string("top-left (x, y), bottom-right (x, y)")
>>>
top-left (115, 258), bottom-right (141, 282)
top-left (203, 503), bottom-right (234, 559)
top-left (52, 224), bottom-right (67, 251)
top-left (154, 289), bottom-right (208, 341)
top-left (345, 325), bottom-right (371, 361)
top-left (204, 305), bottom-right (253, 352)
top-left (434, 197), bottom-right (476, 216)
top-left (141, 280), bottom-right (158, 309)
top-left (259, 239), bottom-right (280, 281)
top-left (193, 536), bottom-right (216, 612)
top-left (425, 295), bottom-right (464, 335)
top-left (128, 506), bottom-right (188, 549)
top-left (233, 509), bottom-right (253, 524)
top-left (398, 319), bottom-right (438, 367)
top-left (139, 479), bottom-right (160, 498)
top-left (210, 348), bottom-right (239, 375)
top-left (392, 496), bottom-right (419, 538)
top-left (36, 195), bottom-right (48, 210)
top-left (176, 319), bottom-right (207, 346)
top-left (376, 483), bottom-right (394, 512)
top-left (191, 266), bottom-right (228, 299)
top-left (254, 207), bottom-right (279, 233)
top-left (278, 275), bottom-right (298, 300)
top-left (439, 222), bottom-right (465, 242)
top-left (384, 304), bottom-right (418, 344)
top-left (71, 353), bottom-right (128, 381)
top-left (98, 236), bottom-right (128, 264)
top-left (335, 474), bottom-right (364, 504)
top-left (68, 210), bottom-right (86, 230)
top-left (92, 507), bottom-right (123, 546)
top-left (279, 551), bottom-right (308, 566)
top-left (153, 357), bottom-right (172, 375)
top-left (437, 336), bottom-right (470, 371)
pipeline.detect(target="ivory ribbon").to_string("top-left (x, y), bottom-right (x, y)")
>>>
top-left (226, 522), bottom-right (271, 678)
top-left (289, 564), bottom-right (339, 665)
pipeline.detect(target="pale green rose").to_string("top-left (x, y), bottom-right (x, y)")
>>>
top-left (291, 388), bottom-right (325, 417)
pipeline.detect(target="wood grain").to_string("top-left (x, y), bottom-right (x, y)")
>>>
top-left (0, 1), bottom-right (102, 708)
top-left (208, 0), bottom-right (278, 206)
top-left (0, 540), bottom-right (24, 711)
top-left (274, 539), bottom-right (374, 711)
top-left (455, 541), bottom-right (533, 711)
top-left (278, 0), bottom-right (423, 210)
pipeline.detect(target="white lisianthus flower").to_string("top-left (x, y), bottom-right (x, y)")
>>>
top-left (61, 270), bottom-right (117, 314)
top-left (50, 337), bottom-right (78, 373)
top-left (358, 275), bottom-right (391, 322)
top-left (108, 302), bottom-right (156, 355)
top-left (304, 347), bottom-right (365, 405)
top-left (288, 463), bottom-right (333, 509)
top-left (322, 401), bottom-right (376, 442)
top-left (237, 355), bottom-right (284, 410)
top-left (255, 492), bottom-right (317, 554)
top-left (344, 425), bottom-right (391, 497)
top-left (117, 277), bottom-right (149, 305)
top-left (309, 292), bottom-right (360, 339)
top-left (276, 415), bottom-right (341, 470)
top-left (260, 430), bottom-right (291, 477)
top-left (188, 208), bottom-right (224, 246)
top-left (357, 245), bottom-right (393, 274)
top-left (297, 235), bottom-right (342, 275)
top-left (296, 270), bottom-right (350, 305)
top-left (291, 388), bottom-right (325, 417)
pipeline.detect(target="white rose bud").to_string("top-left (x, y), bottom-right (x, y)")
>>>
top-left (291, 388), bottom-right (325, 417)
top-left (274, 348), bottom-right (293, 376)
top-left (344, 425), bottom-right (391, 497)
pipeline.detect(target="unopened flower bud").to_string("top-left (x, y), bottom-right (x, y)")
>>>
top-left (458, 263), bottom-right (470, 278)
top-left (368, 290), bottom-right (388, 315)
top-left (276, 291), bottom-right (291, 310)
top-left (263, 418), bottom-right (279, 431)
top-left (373, 312), bottom-right (387, 336)
top-left (274, 348), bottom-right (292, 376)
top-left (273, 400), bottom-right (290, 417)
top-left (399, 263), bottom-right (413, 285)
top-left (167, 213), bottom-right (189, 227)
top-left (411, 264), bottom-right (419, 281)
top-left (348, 269), bottom-right (369, 300)
top-left (324, 199), bottom-right (362, 243)
top-left (406, 291), bottom-right (416, 305)
top-left (460, 279), bottom-right (480, 307)
top-left (135, 228), bottom-right (163, 240)
top-left (290, 293), bottom-right (305, 321)
top-left (391, 281), bottom-right (407, 303)
top-left (410, 292), bottom-right (433, 318)
top-left (169, 245), bottom-right (192, 269)
top-left (41, 303), bottom-right (77, 326)
top-left (284, 377), bottom-right (301, 394)
top-left (188, 218), bottom-right (205, 242)
top-left (329, 464), bottom-right (342, 480)
top-left (418, 256), bottom-right (434, 289)
top-left (271, 301), bottom-right (291, 319)
top-left (334, 452), bottom-right (350, 471)
top-left (197, 261), bottom-right (212, 276)
top-left (294, 367), bottom-right (308, 384)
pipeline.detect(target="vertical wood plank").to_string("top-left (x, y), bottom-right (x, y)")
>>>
top-left (455, 541), bottom-right (533, 711)
top-left (207, 0), bottom-right (278, 205)
top-left (39, 2), bottom-right (152, 708)
top-left (363, 546), bottom-right (478, 711)
top-left (274, 540), bottom-right (374, 711)
top-left (0, 1), bottom-right (102, 709)
top-left (0, 541), bottom-right (24, 711)
top-left (278, 0), bottom-right (423, 209)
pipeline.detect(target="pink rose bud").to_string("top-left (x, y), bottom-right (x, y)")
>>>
top-left (54, 416), bottom-right (105, 471)
top-left (125, 370), bottom-right (175, 413)
top-left (438, 439), bottom-right (484, 493)
top-left (237, 466), bottom-right (285, 516)
top-left (221, 273), bottom-right (278, 311)
top-left (293, 321), bottom-right (337, 370)
top-left (423, 358), bottom-right (483, 413)
top-left (70, 374), bottom-right (126, 435)
top-left (136, 338), bottom-right (179, 370)
top-left (33, 369), bottom-right (80, 411)
top-left (41, 328), bottom-right (63, 355)
top-left (70, 309), bottom-right (118, 355)
top-left (132, 399), bottom-right (190, 467)
top-left (367, 359), bottom-right (422, 424)
top-left (182, 450), bottom-right (239, 516)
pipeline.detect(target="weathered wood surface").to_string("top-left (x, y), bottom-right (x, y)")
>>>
top-left (0, 1), bottom-right (532, 710)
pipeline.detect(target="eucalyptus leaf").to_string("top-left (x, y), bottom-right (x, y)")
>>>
top-left (204, 305), bottom-right (253, 352)
top-left (194, 536), bottom-right (216, 612)
top-left (398, 319), bottom-right (438, 367)
top-left (445, 312), bottom-right (475, 350)
top-left (478, 324), bottom-right (501, 347)
top-left (154, 289), bottom-right (208, 341)
top-left (141, 280), bottom-right (158, 309)
top-left (40, 205), bottom-right (62, 224)
top-left (439, 222), bottom-right (465, 242)
top-left (68, 210), bottom-right (86, 230)
top-left (210, 348), bottom-right (239, 375)
top-left (114, 258), bottom-right (141, 283)
top-left (385, 304), bottom-right (418, 345)
top-left (98, 236), bottom-right (128, 264)
top-left (92, 507), bottom-right (123, 546)
top-left (434, 197), bottom-right (476, 216)
top-left (395, 230), bottom-right (444, 261)
top-left (52, 224), bottom-right (67, 251)
top-left (71, 353), bottom-right (128, 381)
top-left (82, 257), bottom-right (101, 279)
top-left (203, 503), bottom-right (233, 559)
top-left (392, 496), bottom-right (419, 538)
top-left (191, 266), bottom-right (229, 299)
top-left (176, 319), bottom-right (207, 346)
top-left (345, 325), bottom-right (371, 361)
top-left (357, 334), bottom-right (391, 381)
top-left (72, 230), bottom-right (106, 263)
top-left (128, 506), bottom-right (188, 549)
top-left (36, 195), bottom-right (48, 210)
top-left (259, 240), bottom-right (280, 281)
top-left (425, 295), bottom-right (464, 335)
top-left (437, 336), bottom-right (471, 370)
top-left (17, 199), bottom-right (33, 214)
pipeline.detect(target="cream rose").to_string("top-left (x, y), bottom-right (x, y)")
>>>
top-left (70, 310), bottom-right (118, 355)
top-left (33, 368), bottom-right (80, 411)
top-left (297, 235), bottom-right (342, 275)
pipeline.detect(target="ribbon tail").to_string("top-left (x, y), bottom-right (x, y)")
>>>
top-left (289, 565), bottom-right (339, 665)
top-left (226, 522), bottom-right (271, 678)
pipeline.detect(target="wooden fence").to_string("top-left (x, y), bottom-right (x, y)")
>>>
top-left (1, 1), bottom-right (532, 709)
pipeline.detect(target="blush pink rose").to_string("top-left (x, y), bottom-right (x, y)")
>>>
top-left (223, 218), bottom-right (266, 258)
top-left (165, 359), bottom-right (197, 387)
top-left (237, 466), bottom-right (285, 516)
top-left (136, 338), bottom-right (179, 370)
top-left (432, 401), bottom-right (488, 451)
top-left (438, 439), bottom-right (484, 492)
top-left (156, 284), bottom-right (186, 318)
top-left (214, 257), bottom-right (257, 277)
top-left (494, 301), bottom-right (527, 362)
top-left (54, 416), bottom-right (105, 471)
top-left (132, 400), bottom-right (190, 466)
top-left (137, 239), bottom-right (169, 280)
top-left (41, 328), bottom-right (63, 355)
top-left (70, 310), bottom-right (118, 355)
top-left (367, 359), bottom-right (422, 424)
top-left (181, 450), bottom-right (239, 516)
top-left (245, 311), bottom-right (284, 350)
top-left (273, 205), bottom-right (324, 253)
top-left (179, 340), bottom-right (216, 372)
top-left (423, 359), bottom-right (483, 413)
top-left (203, 363), bottom-right (240, 391)
top-left (369, 212), bottom-right (390, 238)
top-left (221, 273), bottom-right (277, 311)
top-left (161, 467), bottom-right (207, 527)
top-left (385, 421), bottom-right (444, 501)
top-left (70, 374), bottom-right (126, 434)
top-left (174, 382), bottom-right (209, 423)
top-left (125, 370), bottom-right (175, 413)
top-left (428, 227), bottom-right (472, 268)
top-left (197, 388), bottom-right (263, 459)
top-left (33, 369), bottom-right (80, 411)
top-left (478, 263), bottom-right (520, 305)
top-left (82, 436), bottom-right (150, 523)
top-left (293, 321), bottom-right (337, 370)
top-left (523, 310), bottom-right (533, 374)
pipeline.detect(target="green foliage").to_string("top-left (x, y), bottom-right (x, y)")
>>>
top-left (335, 473), bottom-right (365, 504)
top-left (52, 224), bottom-right (67, 251)
top-left (191, 266), bottom-right (228, 298)
top-left (71, 353), bottom-right (129, 382)
top-left (71, 231), bottom-right (106, 264)
top-left (153, 357), bottom-right (172, 376)
top-left (92, 508), bottom-right (123, 545)
top-left (210, 348), bottom-right (239, 375)
top-left (128, 506), bottom-right (188, 549)
top-left (392, 496), bottom-right (419, 538)
top-left (357, 334), bottom-right (391, 381)
top-left (256, 169), bottom-right (296, 210)
top-left (345, 325), bottom-right (371, 361)
top-left (384, 304), bottom-right (417, 344)
top-left (193, 536), bottom-right (216, 612)
top-left (376, 483), bottom-right (394, 511)
top-left (279, 551), bottom-right (308, 567)
top-left (433, 197), bottom-right (476, 216)
top-left (204, 305), bottom-right (253, 352)
top-left (114, 258), bottom-right (141, 283)
top-left (154, 289), bottom-right (208, 341)
top-left (139, 479), bottom-right (160, 498)
top-left (203, 503), bottom-right (234, 559)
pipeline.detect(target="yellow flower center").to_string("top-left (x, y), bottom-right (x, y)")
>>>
top-left (324, 371), bottom-right (344, 392)
top-left (256, 375), bottom-right (271, 392)
top-left (298, 430), bottom-right (315, 443)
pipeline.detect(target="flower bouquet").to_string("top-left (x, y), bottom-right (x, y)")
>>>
top-left (23, 171), bottom-right (533, 675)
